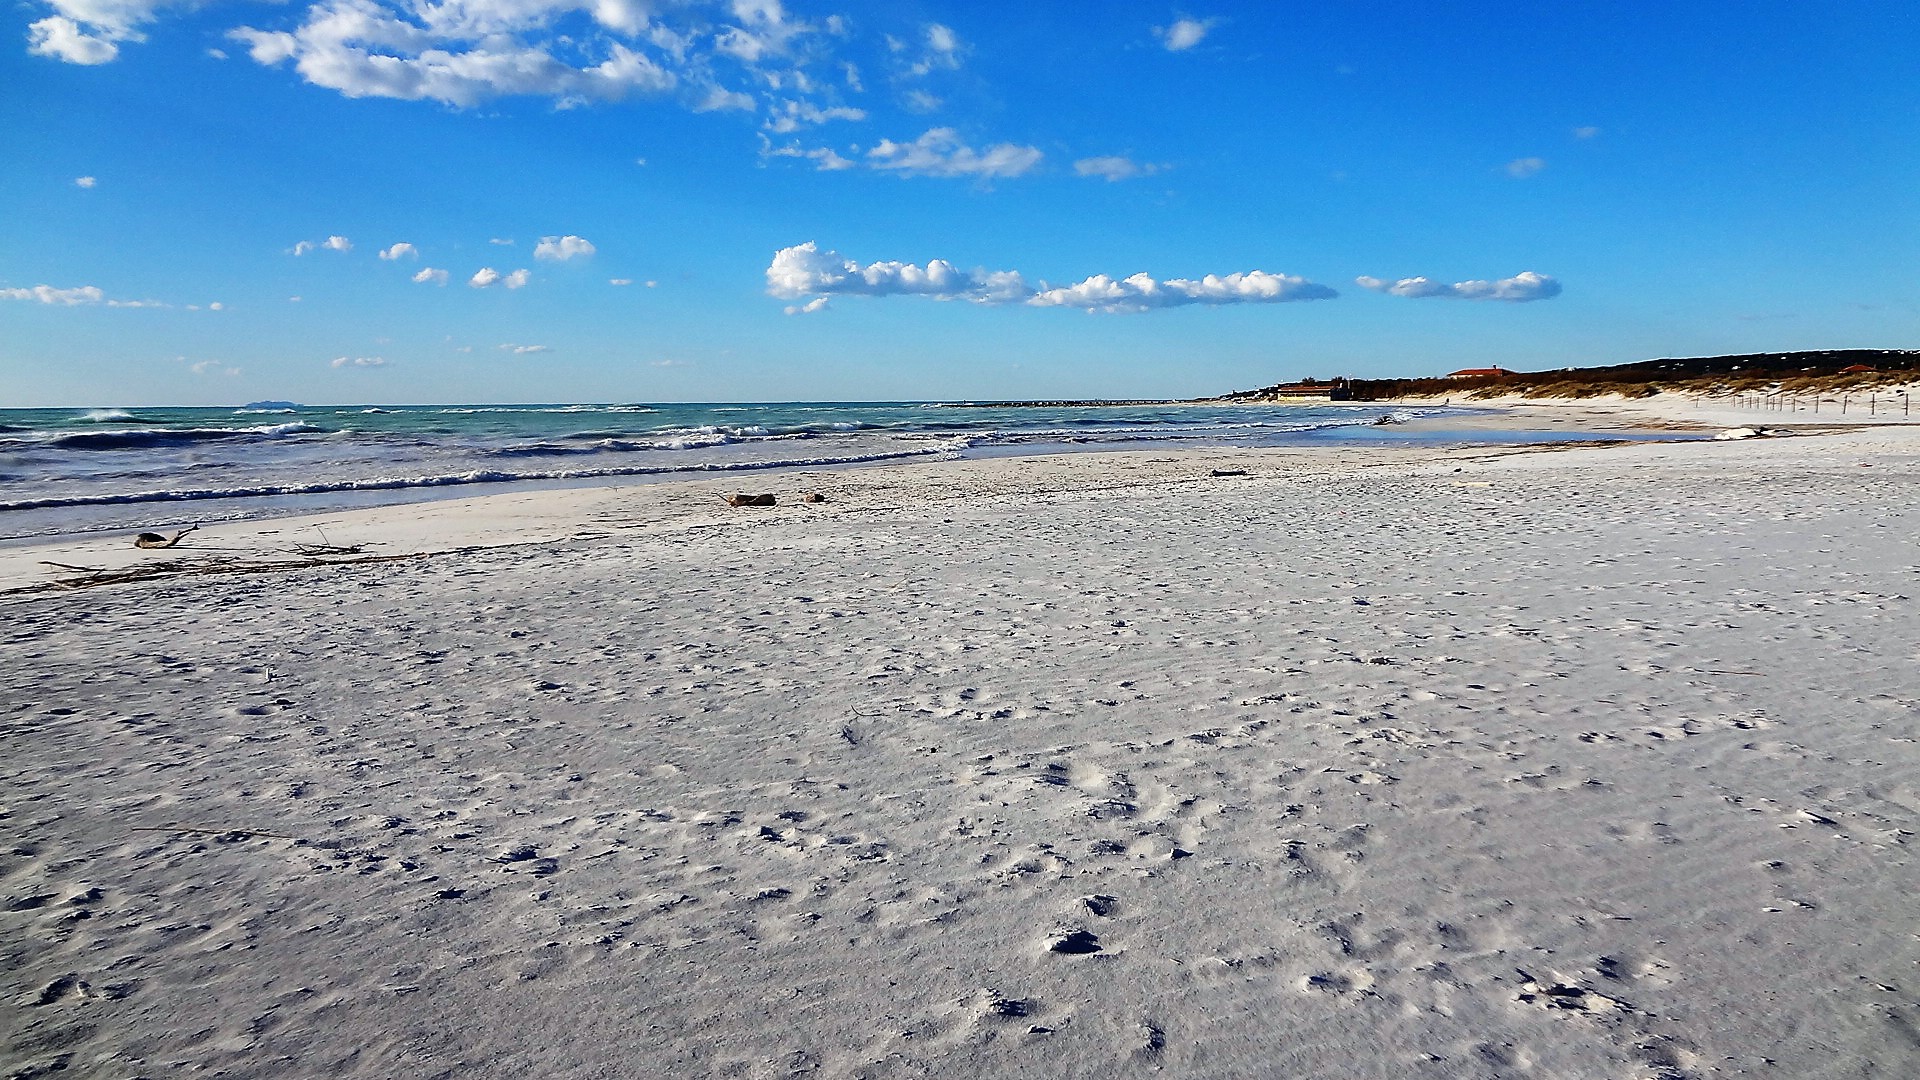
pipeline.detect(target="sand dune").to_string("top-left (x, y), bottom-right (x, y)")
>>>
top-left (5, 424), bottom-right (1918, 1078)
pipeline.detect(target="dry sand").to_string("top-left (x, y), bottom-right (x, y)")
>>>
top-left (4, 406), bottom-right (1919, 1079)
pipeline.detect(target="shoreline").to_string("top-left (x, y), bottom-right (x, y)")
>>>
top-left (7, 390), bottom-right (1914, 597)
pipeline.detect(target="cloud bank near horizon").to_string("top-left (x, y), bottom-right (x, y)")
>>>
top-left (1355, 271), bottom-right (1562, 302)
top-left (766, 242), bottom-right (1339, 314)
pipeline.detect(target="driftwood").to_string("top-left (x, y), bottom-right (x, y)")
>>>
top-left (726, 493), bottom-right (777, 507)
top-left (292, 542), bottom-right (367, 556)
top-left (134, 524), bottom-right (198, 549)
top-left (16, 551), bottom-right (430, 596)
top-left (1209, 469), bottom-right (1249, 478)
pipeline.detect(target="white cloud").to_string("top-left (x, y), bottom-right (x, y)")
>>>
top-left (379, 241), bottom-right (417, 259)
top-left (504, 268), bottom-right (531, 288)
top-left (470, 267), bottom-right (502, 287)
top-left (644, 279), bottom-right (657, 287)
top-left (762, 138), bottom-right (855, 171)
top-left (766, 241), bottom-right (1028, 303)
top-left (1157, 17), bottom-right (1216, 52)
top-left (765, 98), bottom-right (865, 133)
top-left (766, 242), bottom-right (1338, 314)
top-left (609, 277), bottom-right (632, 285)
top-left (412, 266), bottom-right (449, 284)
top-left (867, 128), bottom-right (1042, 179)
top-left (901, 88), bottom-right (940, 113)
top-left (784, 296), bottom-right (829, 315)
top-left (2, 284), bottom-right (106, 305)
top-left (74, 175), bottom-right (97, 188)
top-left (1355, 271), bottom-right (1562, 302)
top-left (27, 16), bottom-right (121, 64)
top-left (1074, 156), bottom-right (1162, 182)
top-left (292, 235), bottom-right (351, 255)
top-left (890, 21), bottom-right (962, 79)
top-left (499, 343), bottom-right (551, 353)
top-left (533, 234), bottom-right (595, 261)
top-left (227, 3), bottom-right (677, 109)
top-left (489, 237), bottom-right (514, 246)
top-left (1506, 156), bottom-right (1546, 178)
top-left (331, 355), bottom-right (388, 367)
top-left (1573, 125), bottom-right (1600, 139)
top-left (209, 301), bottom-right (224, 310)
top-left (693, 85), bottom-right (755, 112)
top-left (1029, 271), bottom-right (1337, 312)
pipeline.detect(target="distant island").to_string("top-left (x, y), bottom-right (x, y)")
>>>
top-left (1213, 348), bottom-right (1920, 403)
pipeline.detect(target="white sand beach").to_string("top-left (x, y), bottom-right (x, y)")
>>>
top-left (5, 405), bottom-right (1918, 1079)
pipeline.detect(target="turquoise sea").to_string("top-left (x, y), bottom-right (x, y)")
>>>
top-left (0, 399), bottom-right (1630, 539)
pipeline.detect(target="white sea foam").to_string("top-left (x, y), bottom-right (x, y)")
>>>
top-left (0, 440), bottom-right (972, 514)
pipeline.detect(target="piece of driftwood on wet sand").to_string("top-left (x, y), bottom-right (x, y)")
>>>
top-left (726, 493), bottom-right (777, 507)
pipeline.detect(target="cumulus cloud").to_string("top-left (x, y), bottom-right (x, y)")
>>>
top-left (1074, 156), bottom-right (1161, 182)
top-left (74, 175), bottom-right (97, 188)
top-left (1029, 271), bottom-right (1336, 312)
top-left (1157, 16), bottom-right (1216, 52)
top-left (767, 242), bottom-right (1337, 314)
top-left (867, 128), bottom-right (1042, 179)
top-left (1505, 156), bottom-right (1546, 178)
top-left (609, 277), bottom-right (632, 285)
top-left (784, 296), bottom-right (829, 315)
top-left (28, 16), bottom-right (121, 64)
top-left (1355, 271), bottom-right (1562, 302)
top-left (379, 241), bottom-right (417, 260)
top-left (467, 267), bottom-right (532, 289)
top-left (292, 235), bottom-right (351, 255)
top-left (2, 284), bottom-right (107, 305)
top-left (412, 266), bottom-right (449, 284)
top-left (767, 242), bottom-right (1030, 304)
top-left (533, 234), bottom-right (595, 261)
top-left (331, 355), bottom-right (387, 367)
top-left (499, 343), bottom-right (551, 353)
top-left (25, 0), bottom-right (209, 64)
top-left (227, 3), bottom-right (678, 110)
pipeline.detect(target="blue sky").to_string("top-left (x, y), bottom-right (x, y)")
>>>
top-left (3, 1), bottom-right (1915, 406)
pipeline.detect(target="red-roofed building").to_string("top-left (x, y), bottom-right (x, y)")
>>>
top-left (1446, 367), bottom-right (1515, 378)
top-left (1841, 363), bottom-right (1877, 373)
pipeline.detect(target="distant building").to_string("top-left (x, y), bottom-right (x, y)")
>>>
top-left (1840, 363), bottom-right (1877, 373)
top-left (1446, 367), bottom-right (1515, 379)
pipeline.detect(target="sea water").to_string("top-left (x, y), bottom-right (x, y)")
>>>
top-left (0, 399), bottom-right (1604, 539)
